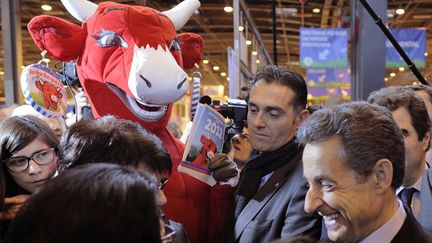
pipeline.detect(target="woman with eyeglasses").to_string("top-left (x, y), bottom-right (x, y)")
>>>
top-left (0, 115), bottom-right (59, 226)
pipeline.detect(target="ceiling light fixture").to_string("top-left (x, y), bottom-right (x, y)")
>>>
top-left (246, 40), bottom-right (252, 46)
top-left (312, 8), bottom-right (321, 14)
top-left (41, 4), bottom-right (52, 11)
top-left (224, 6), bottom-right (233, 13)
top-left (213, 66), bottom-right (220, 71)
top-left (252, 51), bottom-right (258, 56)
top-left (202, 59), bottom-right (209, 64)
top-left (238, 26), bottom-right (244, 32)
top-left (395, 8), bottom-right (405, 15)
top-left (398, 67), bottom-right (405, 72)
top-left (390, 72), bottom-right (396, 77)
top-left (220, 72), bottom-right (227, 77)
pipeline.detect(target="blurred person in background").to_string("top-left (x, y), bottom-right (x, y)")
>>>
top-left (12, 105), bottom-right (66, 139)
top-left (230, 130), bottom-right (253, 170)
top-left (368, 87), bottom-right (432, 229)
top-left (409, 84), bottom-right (432, 164)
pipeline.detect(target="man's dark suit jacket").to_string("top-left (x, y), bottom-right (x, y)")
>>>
top-left (391, 209), bottom-right (432, 243)
top-left (220, 149), bottom-right (321, 243)
top-left (420, 168), bottom-right (432, 232)
top-left (320, 208), bottom-right (432, 243)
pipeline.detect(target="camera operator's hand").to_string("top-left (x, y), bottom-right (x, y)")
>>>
top-left (207, 152), bottom-right (239, 187)
top-left (75, 89), bottom-right (91, 121)
top-left (66, 88), bottom-right (92, 127)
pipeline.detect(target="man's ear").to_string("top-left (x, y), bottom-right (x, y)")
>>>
top-left (373, 159), bottom-right (394, 194)
top-left (296, 109), bottom-right (310, 125)
top-left (422, 130), bottom-right (431, 151)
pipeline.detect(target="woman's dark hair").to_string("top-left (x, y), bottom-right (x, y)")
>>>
top-left (6, 163), bottom-right (162, 243)
top-left (59, 116), bottom-right (171, 174)
top-left (0, 115), bottom-right (59, 199)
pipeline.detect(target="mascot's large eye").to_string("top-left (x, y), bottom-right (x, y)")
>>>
top-left (91, 30), bottom-right (128, 48)
top-left (169, 37), bottom-right (181, 52)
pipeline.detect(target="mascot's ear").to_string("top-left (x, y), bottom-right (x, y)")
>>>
top-left (28, 15), bottom-right (87, 62)
top-left (177, 33), bottom-right (204, 70)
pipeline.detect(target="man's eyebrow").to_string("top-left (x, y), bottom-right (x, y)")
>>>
top-left (265, 106), bottom-right (284, 112)
top-left (314, 175), bottom-right (335, 184)
top-left (248, 101), bottom-right (256, 106)
top-left (400, 128), bottom-right (409, 134)
top-left (247, 101), bottom-right (284, 113)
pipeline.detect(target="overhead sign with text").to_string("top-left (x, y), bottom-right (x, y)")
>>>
top-left (300, 28), bottom-right (348, 68)
top-left (386, 28), bottom-right (426, 69)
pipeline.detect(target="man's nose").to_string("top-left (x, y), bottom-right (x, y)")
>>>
top-left (253, 112), bottom-right (266, 128)
top-left (304, 187), bottom-right (323, 214)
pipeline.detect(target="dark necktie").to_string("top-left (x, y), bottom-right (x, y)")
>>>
top-left (399, 187), bottom-right (417, 211)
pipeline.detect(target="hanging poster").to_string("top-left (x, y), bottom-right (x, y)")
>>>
top-left (386, 28), bottom-right (426, 69)
top-left (300, 28), bottom-right (348, 68)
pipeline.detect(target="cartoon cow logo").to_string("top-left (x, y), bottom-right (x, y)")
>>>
top-left (192, 135), bottom-right (217, 168)
top-left (35, 78), bottom-right (63, 111)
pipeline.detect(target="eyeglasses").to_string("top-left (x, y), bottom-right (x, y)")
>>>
top-left (3, 147), bottom-right (57, 173)
top-left (159, 177), bottom-right (168, 190)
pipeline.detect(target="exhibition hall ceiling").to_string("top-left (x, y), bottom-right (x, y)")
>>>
top-left (4, 0), bottom-right (432, 89)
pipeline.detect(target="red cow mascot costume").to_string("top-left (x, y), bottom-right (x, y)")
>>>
top-left (27, 0), bottom-right (235, 242)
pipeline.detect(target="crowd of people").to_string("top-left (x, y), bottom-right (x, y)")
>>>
top-left (0, 64), bottom-right (432, 242)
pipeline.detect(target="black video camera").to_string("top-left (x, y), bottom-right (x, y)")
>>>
top-left (211, 98), bottom-right (248, 150)
top-left (58, 61), bottom-right (81, 87)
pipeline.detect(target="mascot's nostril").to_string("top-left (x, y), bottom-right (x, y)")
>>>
top-left (139, 74), bottom-right (152, 88)
top-left (177, 77), bottom-right (187, 90)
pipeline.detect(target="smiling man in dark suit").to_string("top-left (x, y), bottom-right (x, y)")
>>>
top-left (298, 102), bottom-right (432, 243)
top-left (219, 65), bottom-right (321, 243)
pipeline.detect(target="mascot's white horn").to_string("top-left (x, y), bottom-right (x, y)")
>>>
top-left (163, 0), bottom-right (201, 30)
top-left (60, 0), bottom-right (98, 23)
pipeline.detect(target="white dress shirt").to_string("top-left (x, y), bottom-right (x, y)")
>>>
top-left (361, 200), bottom-right (406, 243)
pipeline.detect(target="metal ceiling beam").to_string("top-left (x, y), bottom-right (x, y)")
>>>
top-left (239, 0), bottom-right (273, 65)
top-left (277, 0), bottom-right (291, 65)
top-left (1, 0), bottom-right (22, 105)
top-left (320, 0), bottom-right (332, 28)
top-left (331, 0), bottom-right (345, 28)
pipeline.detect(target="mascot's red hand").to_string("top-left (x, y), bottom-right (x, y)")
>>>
top-left (206, 152), bottom-right (239, 182)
